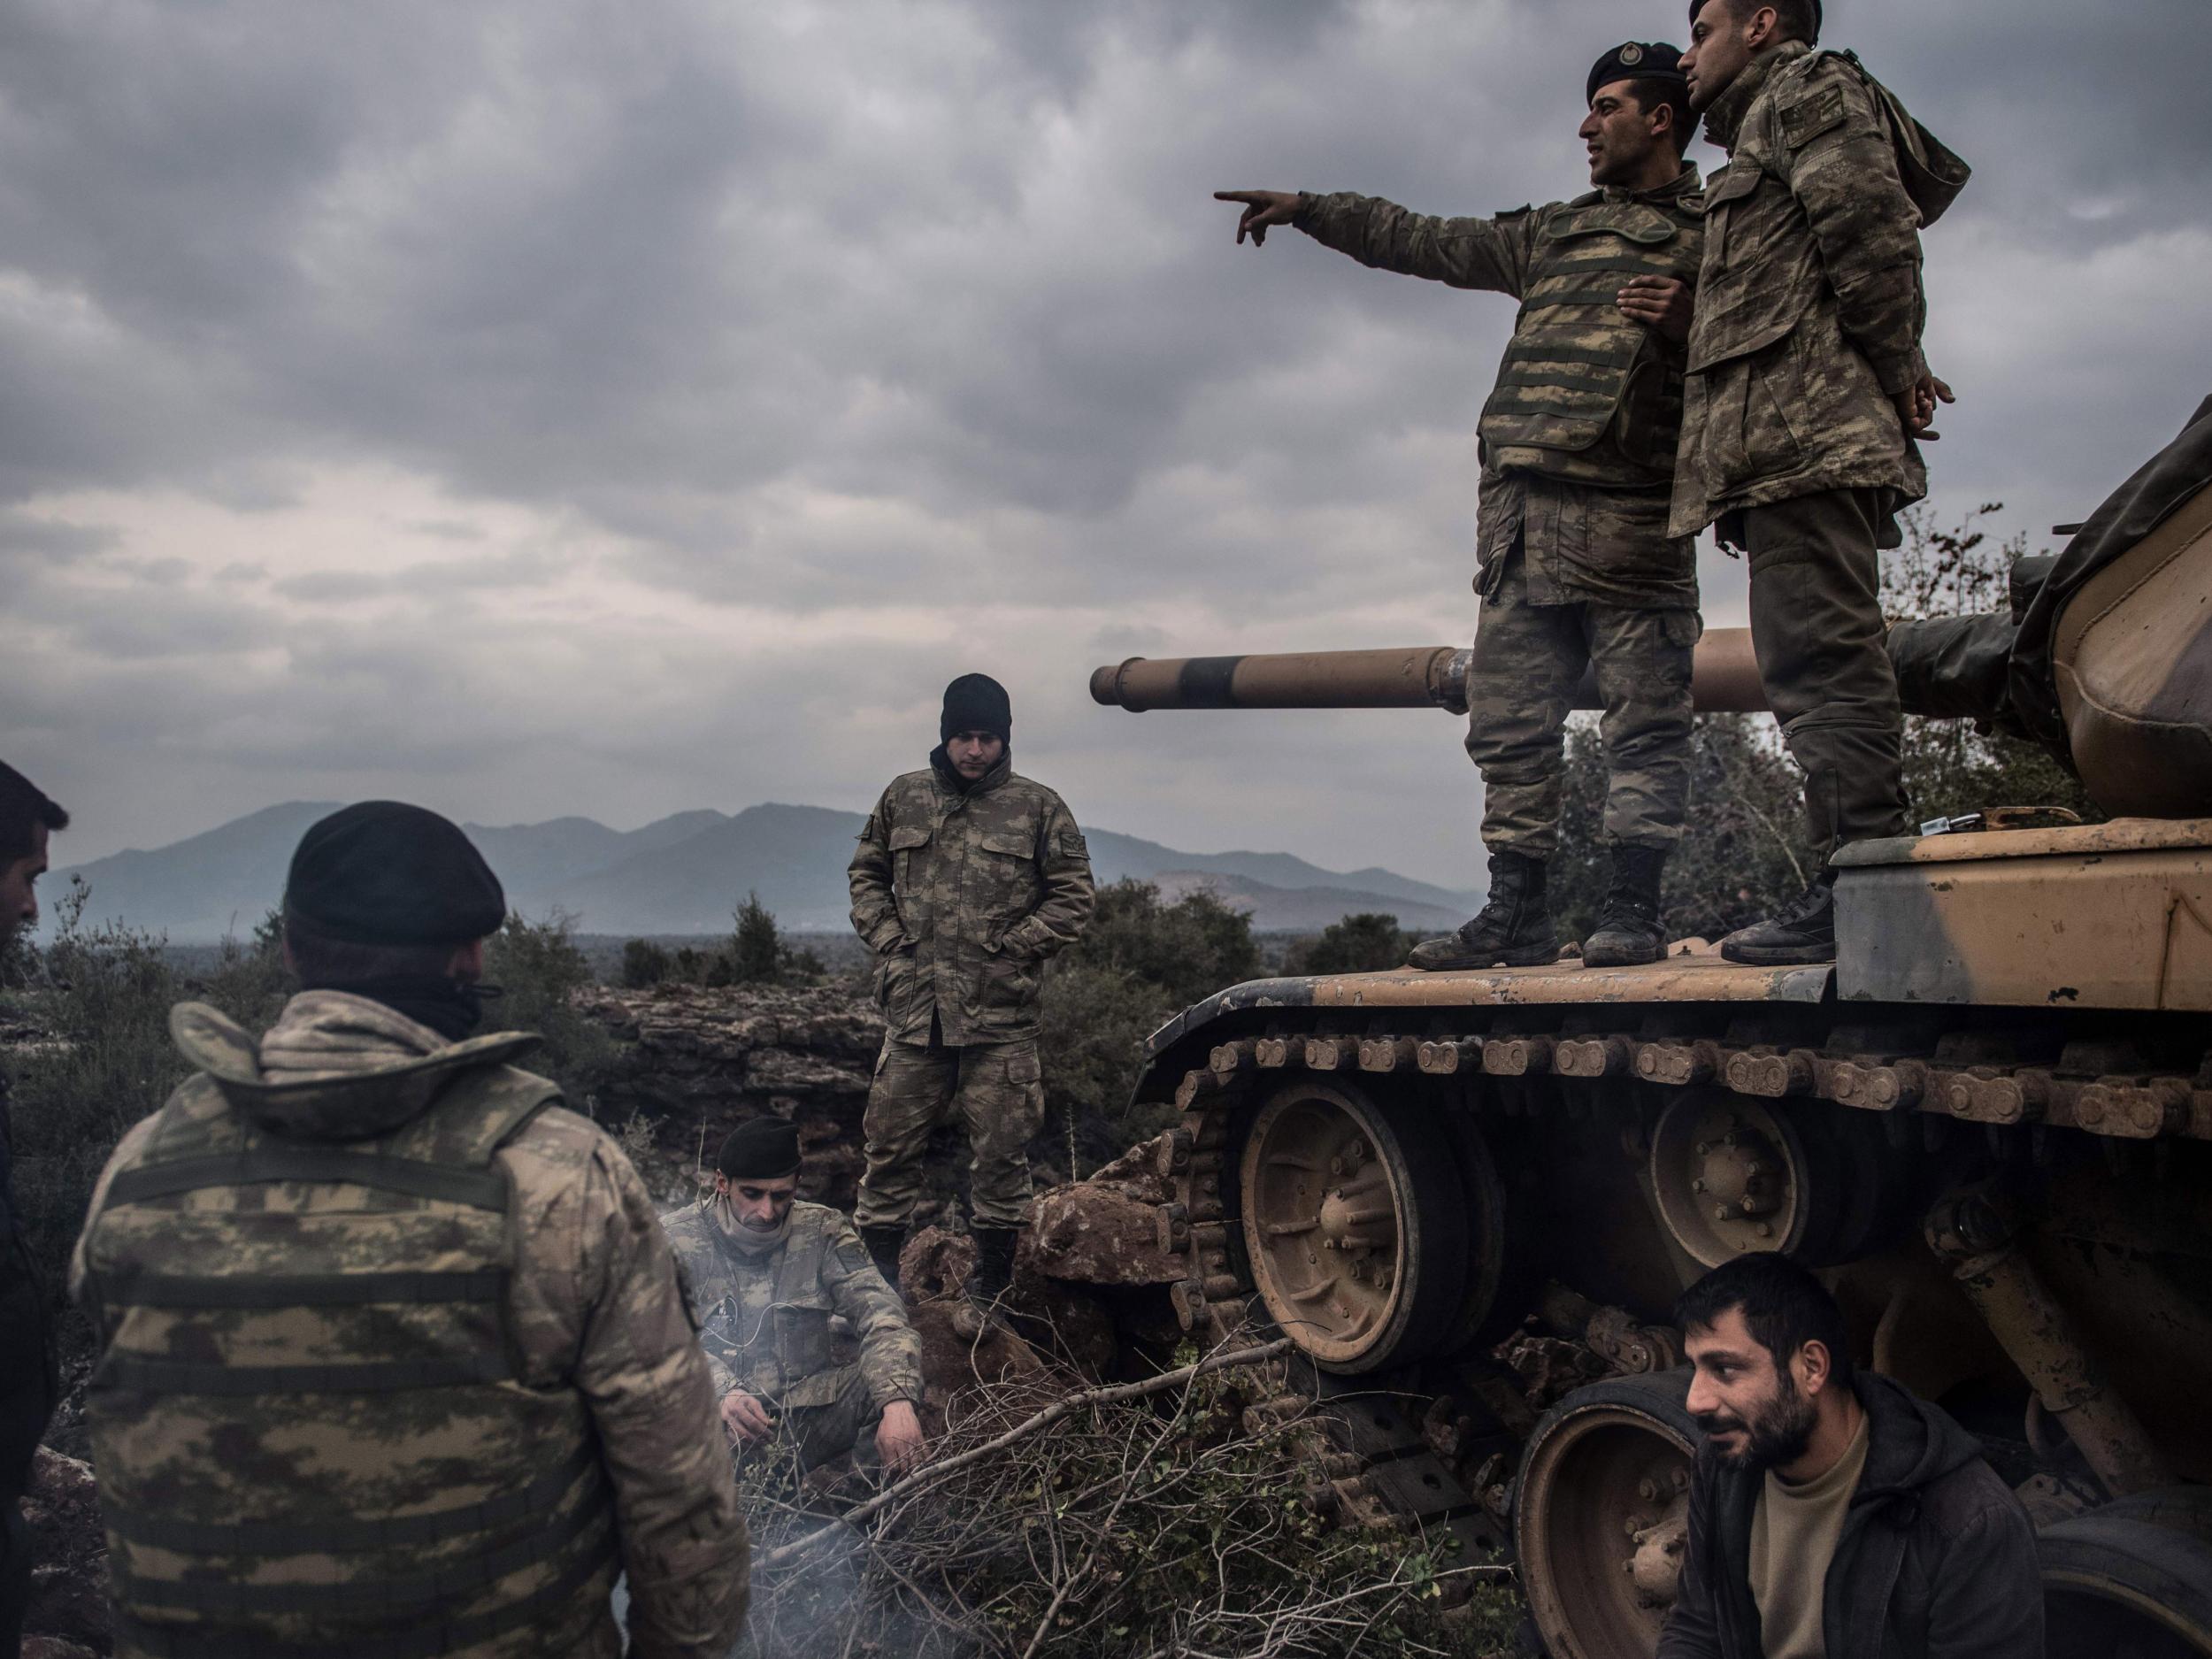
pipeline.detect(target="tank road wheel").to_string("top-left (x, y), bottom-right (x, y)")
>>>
top-left (1238, 1079), bottom-right (1469, 1373)
top-left (1515, 1371), bottom-right (1698, 1659)
top-left (2043, 1490), bottom-right (2212, 1658)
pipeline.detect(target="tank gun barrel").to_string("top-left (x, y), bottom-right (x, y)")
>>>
top-left (1090, 628), bottom-right (1766, 716)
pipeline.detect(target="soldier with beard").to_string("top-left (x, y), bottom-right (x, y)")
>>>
top-left (1663, 1256), bottom-right (2039, 1659)
top-left (848, 674), bottom-right (1095, 1316)
top-left (662, 1118), bottom-right (927, 1480)
top-left (1215, 44), bottom-right (1710, 971)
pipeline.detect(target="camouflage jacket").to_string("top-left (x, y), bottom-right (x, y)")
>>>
top-left (848, 754), bottom-right (1094, 1044)
top-left (1295, 173), bottom-right (1704, 609)
top-left (1671, 43), bottom-right (1962, 535)
top-left (662, 1197), bottom-right (923, 1413)
top-left (71, 993), bottom-right (749, 1659)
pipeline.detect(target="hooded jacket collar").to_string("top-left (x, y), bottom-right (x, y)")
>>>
top-left (170, 993), bottom-right (541, 1142)
top-left (1701, 39), bottom-right (1809, 151)
top-left (929, 744), bottom-right (1012, 799)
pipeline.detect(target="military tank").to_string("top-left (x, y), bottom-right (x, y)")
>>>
top-left (1092, 397), bottom-right (2212, 1658)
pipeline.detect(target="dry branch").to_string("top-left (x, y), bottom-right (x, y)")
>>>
top-left (758, 1336), bottom-right (1295, 1570)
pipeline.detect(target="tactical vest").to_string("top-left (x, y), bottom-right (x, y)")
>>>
top-left (1478, 187), bottom-right (1705, 485)
top-left (693, 1204), bottom-right (845, 1409)
top-left (79, 1055), bottom-right (617, 1659)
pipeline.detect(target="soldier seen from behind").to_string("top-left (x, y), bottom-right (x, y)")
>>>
top-left (70, 802), bottom-right (749, 1659)
top-left (1217, 43), bottom-right (1709, 972)
top-left (1661, 1254), bottom-right (2040, 1658)
top-left (0, 760), bottom-right (66, 1656)
top-left (848, 673), bottom-right (1095, 1317)
top-left (1675, 0), bottom-right (1970, 964)
top-left (663, 1118), bottom-right (927, 1481)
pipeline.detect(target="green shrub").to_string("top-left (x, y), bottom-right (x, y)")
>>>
top-left (620, 938), bottom-right (672, 988)
top-left (1286, 912), bottom-right (1416, 976)
top-left (1036, 882), bottom-right (1261, 1166)
top-left (483, 911), bottom-right (619, 1108)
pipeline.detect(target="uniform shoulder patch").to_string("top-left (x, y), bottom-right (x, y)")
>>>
top-left (1057, 827), bottom-right (1088, 858)
top-left (1780, 84), bottom-right (1847, 149)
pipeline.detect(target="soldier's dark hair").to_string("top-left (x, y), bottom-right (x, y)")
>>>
top-left (1622, 77), bottom-right (1699, 155)
top-left (1709, 0), bottom-right (1820, 45)
top-left (0, 760), bottom-right (68, 866)
top-left (281, 912), bottom-right (465, 987)
top-left (1674, 1253), bottom-right (1855, 1389)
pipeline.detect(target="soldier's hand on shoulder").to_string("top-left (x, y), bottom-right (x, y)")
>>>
top-left (1617, 275), bottom-right (1694, 346)
top-left (877, 1399), bottom-right (928, 1479)
top-left (1215, 188), bottom-right (1301, 246)
top-left (719, 1387), bottom-right (776, 1444)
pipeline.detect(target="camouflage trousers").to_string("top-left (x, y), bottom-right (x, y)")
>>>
top-left (1464, 546), bottom-right (1699, 858)
top-left (855, 1031), bottom-right (1046, 1230)
top-left (1730, 488), bottom-right (1913, 858)
top-left (741, 1366), bottom-right (881, 1477)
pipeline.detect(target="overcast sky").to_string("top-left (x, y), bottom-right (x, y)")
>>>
top-left (6, 0), bottom-right (2209, 893)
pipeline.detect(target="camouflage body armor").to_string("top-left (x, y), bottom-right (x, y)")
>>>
top-left (1478, 189), bottom-right (1704, 484)
top-left (77, 1005), bottom-right (616, 1659)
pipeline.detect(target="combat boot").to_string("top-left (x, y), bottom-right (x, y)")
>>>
top-left (1580, 845), bottom-right (1670, 968)
top-left (1719, 870), bottom-right (1838, 965)
top-left (1406, 852), bottom-right (1560, 971)
top-left (964, 1224), bottom-right (1018, 1317)
top-left (859, 1224), bottom-right (907, 1297)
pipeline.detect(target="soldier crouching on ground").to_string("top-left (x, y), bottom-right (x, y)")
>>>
top-left (847, 674), bottom-right (1094, 1315)
top-left (1661, 1255), bottom-right (2041, 1659)
top-left (1217, 42), bottom-right (1708, 972)
top-left (663, 1118), bottom-right (926, 1481)
top-left (70, 802), bottom-right (749, 1659)
top-left (1675, 0), bottom-right (1970, 964)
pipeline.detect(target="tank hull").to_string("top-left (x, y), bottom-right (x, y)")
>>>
top-left (1136, 825), bottom-right (2212, 1657)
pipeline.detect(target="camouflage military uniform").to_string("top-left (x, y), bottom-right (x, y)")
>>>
top-left (1673, 42), bottom-right (1966, 855)
top-left (662, 1197), bottom-right (923, 1471)
top-left (847, 754), bottom-right (1094, 1228)
top-left (71, 993), bottom-right (749, 1659)
top-left (1296, 177), bottom-right (1705, 857)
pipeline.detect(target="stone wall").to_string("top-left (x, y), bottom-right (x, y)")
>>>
top-left (575, 981), bottom-right (886, 1213)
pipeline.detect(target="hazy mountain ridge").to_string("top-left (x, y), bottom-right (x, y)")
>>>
top-left (48, 801), bottom-right (1480, 941)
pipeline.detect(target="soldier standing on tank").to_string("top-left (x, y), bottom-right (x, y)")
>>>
top-left (1675, 0), bottom-right (1970, 964)
top-left (1217, 44), bottom-right (1709, 972)
top-left (848, 674), bottom-right (1094, 1314)
top-left (663, 1118), bottom-right (927, 1480)
top-left (0, 760), bottom-right (66, 1657)
top-left (71, 803), bottom-right (749, 1659)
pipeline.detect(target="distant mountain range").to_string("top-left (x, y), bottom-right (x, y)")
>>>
top-left (47, 802), bottom-right (1482, 941)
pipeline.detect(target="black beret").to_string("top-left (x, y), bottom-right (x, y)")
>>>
top-left (941, 672), bottom-right (1012, 744)
top-left (1589, 41), bottom-right (1687, 105)
top-left (1687, 0), bottom-right (1820, 40)
top-left (284, 802), bottom-right (505, 947)
top-left (718, 1118), bottom-right (803, 1179)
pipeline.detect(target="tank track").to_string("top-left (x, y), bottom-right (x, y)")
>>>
top-left (1148, 1018), bottom-right (2212, 1545)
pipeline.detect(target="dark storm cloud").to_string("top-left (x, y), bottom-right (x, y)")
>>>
top-left (4, 0), bottom-right (2209, 881)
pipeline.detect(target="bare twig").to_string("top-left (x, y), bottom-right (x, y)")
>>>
top-left (758, 1338), bottom-right (1294, 1570)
